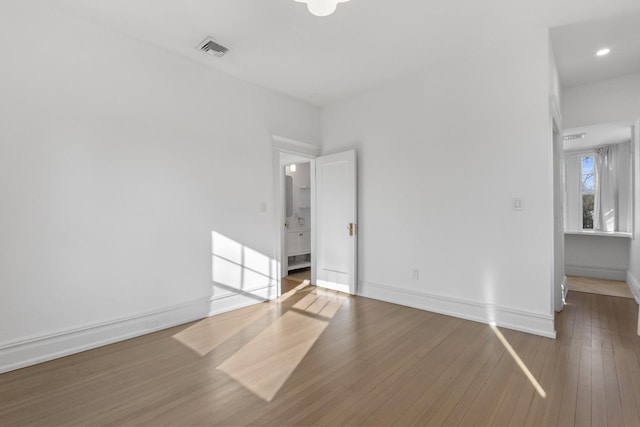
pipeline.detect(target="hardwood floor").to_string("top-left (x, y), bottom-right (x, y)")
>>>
top-left (1, 285), bottom-right (640, 426)
top-left (281, 268), bottom-right (311, 293)
top-left (567, 275), bottom-right (634, 299)
top-left (287, 267), bottom-right (311, 282)
top-left (281, 277), bottom-right (306, 294)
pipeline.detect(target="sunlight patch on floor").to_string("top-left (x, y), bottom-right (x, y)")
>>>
top-left (218, 288), bottom-right (344, 401)
top-left (278, 280), bottom-right (311, 303)
top-left (172, 281), bottom-right (314, 357)
top-left (172, 303), bottom-right (271, 357)
top-left (217, 311), bottom-right (329, 402)
top-left (293, 289), bottom-right (343, 318)
top-left (490, 322), bottom-right (547, 398)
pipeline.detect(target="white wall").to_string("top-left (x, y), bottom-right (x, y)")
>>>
top-left (562, 73), bottom-right (640, 297)
top-left (562, 73), bottom-right (640, 129)
top-left (0, 2), bottom-right (320, 372)
top-left (564, 235), bottom-right (629, 280)
top-left (322, 30), bottom-right (556, 337)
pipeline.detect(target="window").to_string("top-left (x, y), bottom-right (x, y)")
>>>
top-left (564, 141), bottom-right (632, 234)
top-left (580, 155), bottom-right (594, 229)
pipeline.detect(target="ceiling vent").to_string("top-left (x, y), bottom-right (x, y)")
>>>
top-left (196, 37), bottom-right (230, 58)
top-left (563, 133), bottom-right (586, 141)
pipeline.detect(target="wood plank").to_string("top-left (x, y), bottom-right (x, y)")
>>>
top-left (433, 332), bottom-right (511, 426)
top-left (539, 341), bottom-right (571, 426)
top-left (460, 330), bottom-right (531, 426)
top-left (602, 344), bottom-right (625, 427)
top-left (575, 342), bottom-right (593, 426)
top-left (590, 340), bottom-right (607, 427)
top-left (351, 321), bottom-right (490, 426)
top-left (613, 346), bottom-right (640, 426)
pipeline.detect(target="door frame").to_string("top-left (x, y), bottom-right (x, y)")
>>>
top-left (550, 97), bottom-right (565, 319)
top-left (552, 118), bottom-right (566, 312)
top-left (272, 135), bottom-right (320, 296)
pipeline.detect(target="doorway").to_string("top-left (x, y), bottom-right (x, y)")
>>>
top-left (272, 136), bottom-right (359, 298)
top-left (271, 136), bottom-right (319, 297)
top-left (561, 121), bottom-right (636, 299)
top-left (282, 159), bottom-right (313, 294)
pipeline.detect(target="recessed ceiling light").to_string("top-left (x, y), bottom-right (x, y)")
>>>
top-left (596, 48), bottom-right (611, 57)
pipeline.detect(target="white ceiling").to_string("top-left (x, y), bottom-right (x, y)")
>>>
top-left (37, 0), bottom-right (640, 106)
top-left (551, 13), bottom-right (640, 89)
top-left (564, 122), bottom-right (633, 151)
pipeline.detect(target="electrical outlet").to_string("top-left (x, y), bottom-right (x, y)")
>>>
top-left (412, 268), bottom-right (419, 280)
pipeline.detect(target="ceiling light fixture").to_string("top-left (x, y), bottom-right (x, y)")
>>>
top-left (294, 0), bottom-right (351, 17)
top-left (596, 48), bottom-right (611, 57)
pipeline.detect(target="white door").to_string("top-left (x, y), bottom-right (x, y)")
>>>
top-left (315, 150), bottom-right (357, 294)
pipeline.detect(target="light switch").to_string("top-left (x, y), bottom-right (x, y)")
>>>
top-left (512, 198), bottom-right (524, 211)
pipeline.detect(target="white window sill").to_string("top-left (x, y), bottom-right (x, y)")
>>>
top-left (564, 230), bottom-right (632, 239)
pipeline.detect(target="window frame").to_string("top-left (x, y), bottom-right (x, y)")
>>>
top-left (563, 141), bottom-right (634, 236)
top-left (563, 148), bottom-right (596, 232)
top-left (579, 153), bottom-right (595, 230)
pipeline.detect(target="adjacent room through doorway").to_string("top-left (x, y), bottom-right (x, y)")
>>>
top-left (283, 160), bottom-right (313, 294)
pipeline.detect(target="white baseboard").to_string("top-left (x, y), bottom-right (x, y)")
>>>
top-left (0, 298), bottom-right (210, 375)
top-left (565, 265), bottom-right (627, 281)
top-left (209, 284), bottom-right (277, 316)
top-left (358, 280), bottom-right (556, 339)
top-left (627, 271), bottom-right (640, 304)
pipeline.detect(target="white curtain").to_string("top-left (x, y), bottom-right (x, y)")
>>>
top-left (593, 145), bottom-right (618, 232)
top-left (617, 142), bottom-right (633, 232)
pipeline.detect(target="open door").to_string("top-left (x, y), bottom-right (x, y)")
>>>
top-left (315, 150), bottom-right (357, 294)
